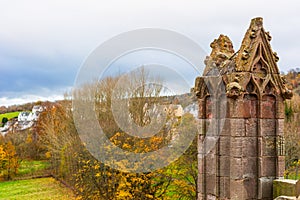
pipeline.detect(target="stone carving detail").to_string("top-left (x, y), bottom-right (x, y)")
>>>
top-left (273, 52), bottom-right (279, 62)
top-left (194, 77), bottom-right (209, 99)
top-left (226, 81), bottom-right (243, 99)
top-left (264, 81), bottom-right (276, 94)
top-left (277, 135), bottom-right (285, 156)
top-left (252, 59), bottom-right (268, 88)
top-left (250, 27), bottom-right (258, 38)
top-left (203, 34), bottom-right (235, 76)
top-left (242, 48), bottom-right (250, 60)
top-left (265, 31), bottom-right (272, 41)
top-left (194, 17), bottom-right (293, 101)
top-left (280, 75), bottom-right (293, 99)
top-left (194, 17), bottom-right (293, 200)
top-left (246, 80), bottom-right (255, 93)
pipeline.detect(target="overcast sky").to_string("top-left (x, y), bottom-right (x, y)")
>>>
top-left (0, 0), bottom-right (299, 106)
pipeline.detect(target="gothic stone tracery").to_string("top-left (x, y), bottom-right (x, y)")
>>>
top-left (194, 17), bottom-right (292, 200)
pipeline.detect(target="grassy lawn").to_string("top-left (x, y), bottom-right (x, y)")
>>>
top-left (0, 177), bottom-right (75, 200)
top-left (0, 112), bottom-right (20, 123)
top-left (17, 160), bottom-right (50, 177)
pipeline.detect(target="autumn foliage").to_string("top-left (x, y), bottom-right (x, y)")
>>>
top-left (35, 70), bottom-right (198, 199)
top-left (0, 141), bottom-right (19, 180)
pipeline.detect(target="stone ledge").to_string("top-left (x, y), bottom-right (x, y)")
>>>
top-left (273, 179), bottom-right (300, 199)
top-left (274, 195), bottom-right (299, 200)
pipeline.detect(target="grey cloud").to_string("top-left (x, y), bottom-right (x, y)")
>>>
top-left (0, 0), bottom-right (299, 106)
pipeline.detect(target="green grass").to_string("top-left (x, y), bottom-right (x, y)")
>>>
top-left (0, 112), bottom-right (20, 124)
top-left (17, 160), bottom-right (50, 177)
top-left (0, 177), bottom-right (75, 200)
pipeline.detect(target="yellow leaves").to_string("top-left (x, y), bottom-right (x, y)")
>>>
top-left (0, 145), bottom-right (6, 161)
top-left (45, 151), bottom-right (51, 159)
top-left (116, 190), bottom-right (133, 199)
top-left (74, 149), bottom-right (159, 199)
top-left (75, 196), bottom-right (83, 200)
top-left (110, 131), bottom-right (165, 154)
top-left (149, 136), bottom-right (163, 143)
top-left (115, 132), bottom-right (121, 137)
top-left (291, 160), bottom-right (300, 166)
top-left (53, 119), bottom-right (197, 200)
top-left (5, 141), bottom-right (15, 155)
top-left (95, 173), bottom-right (101, 177)
top-left (122, 143), bottom-right (131, 150)
top-left (94, 164), bottom-right (100, 170)
top-left (0, 146), bottom-right (5, 155)
top-left (145, 194), bottom-right (154, 199)
top-left (114, 172), bottom-right (158, 199)
top-left (73, 152), bottom-right (121, 199)
top-left (0, 142), bottom-right (19, 180)
top-left (26, 134), bottom-right (33, 144)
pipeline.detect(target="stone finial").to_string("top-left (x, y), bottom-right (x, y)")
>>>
top-left (209, 34), bottom-right (234, 59)
top-left (251, 17), bottom-right (263, 28)
top-left (203, 34), bottom-right (235, 75)
top-left (233, 17), bottom-right (292, 100)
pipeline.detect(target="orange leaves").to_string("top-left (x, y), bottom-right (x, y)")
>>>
top-left (110, 132), bottom-right (165, 154)
top-left (0, 142), bottom-right (19, 180)
top-left (45, 151), bottom-right (51, 159)
top-left (0, 146), bottom-right (6, 162)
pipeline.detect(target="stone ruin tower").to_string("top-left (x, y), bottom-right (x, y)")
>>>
top-left (193, 17), bottom-right (292, 199)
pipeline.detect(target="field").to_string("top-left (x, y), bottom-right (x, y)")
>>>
top-left (0, 177), bottom-right (75, 200)
top-left (0, 160), bottom-right (75, 199)
top-left (17, 160), bottom-right (50, 177)
top-left (0, 111), bottom-right (20, 124)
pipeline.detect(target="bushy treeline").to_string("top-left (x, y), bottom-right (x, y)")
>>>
top-left (0, 102), bottom-right (38, 114)
top-left (284, 68), bottom-right (300, 95)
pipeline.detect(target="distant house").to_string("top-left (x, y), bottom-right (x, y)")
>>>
top-left (18, 111), bottom-right (31, 122)
top-left (1, 105), bottom-right (44, 135)
top-left (17, 105), bottom-right (44, 122)
top-left (32, 105), bottom-right (43, 114)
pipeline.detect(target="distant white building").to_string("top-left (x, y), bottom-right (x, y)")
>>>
top-left (18, 111), bottom-right (31, 122)
top-left (32, 105), bottom-right (43, 114)
top-left (1, 105), bottom-right (44, 135)
top-left (17, 105), bottom-right (44, 122)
